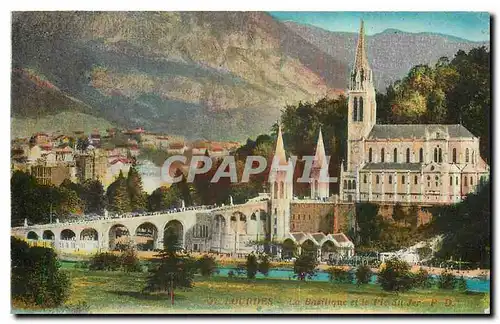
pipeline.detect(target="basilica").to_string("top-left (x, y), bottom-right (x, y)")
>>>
top-left (338, 22), bottom-right (490, 204)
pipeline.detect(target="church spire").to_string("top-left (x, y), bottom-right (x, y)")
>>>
top-left (313, 127), bottom-right (327, 169)
top-left (354, 20), bottom-right (369, 71)
top-left (274, 122), bottom-right (287, 165)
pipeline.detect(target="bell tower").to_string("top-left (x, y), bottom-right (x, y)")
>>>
top-left (347, 20), bottom-right (376, 171)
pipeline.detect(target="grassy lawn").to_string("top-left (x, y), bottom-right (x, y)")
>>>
top-left (13, 268), bottom-right (488, 314)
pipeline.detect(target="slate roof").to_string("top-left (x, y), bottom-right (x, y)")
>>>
top-left (361, 163), bottom-right (422, 171)
top-left (367, 124), bottom-right (474, 140)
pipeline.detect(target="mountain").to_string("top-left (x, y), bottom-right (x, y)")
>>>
top-left (11, 12), bottom-right (488, 141)
top-left (12, 12), bottom-right (346, 141)
top-left (283, 22), bottom-right (489, 90)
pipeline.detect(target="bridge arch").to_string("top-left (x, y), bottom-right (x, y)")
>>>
top-left (108, 224), bottom-right (131, 251)
top-left (42, 230), bottom-right (55, 240)
top-left (135, 222), bottom-right (158, 251)
top-left (282, 238), bottom-right (296, 259)
top-left (301, 239), bottom-right (318, 258)
top-left (320, 240), bottom-right (337, 261)
top-left (27, 231), bottom-right (38, 240)
top-left (60, 229), bottom-right (76, 240)
top-left (80, 228), bottom-right (99, 241)
top-left (163, 220), bottom-right (184, 249)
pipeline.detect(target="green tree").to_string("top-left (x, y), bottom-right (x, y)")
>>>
top-left (392, 203), bottom-right (406, 224)
top-left (258, 253), bottom-right (271, 276)
top-left (196, 255), bottom-right (217, 277)
top-left (11, 237), bottom-right (70, 307)
top-left (120, 247), bottom-right (142, 272)
top-left (355, 264), bottom-right (372, 285)
top-left (293, 254), bottom-right (318, 281)
top-left (438, 270), bottom-right (457, 290)
top-left (378, 258), bottom-right (415, 292)
top-left (327, 267), bottom-right (353, 284)
top-left (144, 233), bottom-right (196, 294)
top-left (147, 186), bottom-right (181, 211)
top-left (106, 170), bottom-right (131, 214)
top-left (355, 202), bottom-right (382, 247)
top-left (246, 253), bottom-right (259, 279)
top-left (126, 166), bottom-right (147, 212)
top-left (82, 179), bottom-right (106, 214)
top-left (414, 267), bottom-right (433, 289)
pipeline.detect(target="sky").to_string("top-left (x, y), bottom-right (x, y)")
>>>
top-left (269, 12), bottom-right (490, 42)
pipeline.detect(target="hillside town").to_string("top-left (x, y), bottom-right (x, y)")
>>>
top-left (11, 127), bottom-right (241, 193)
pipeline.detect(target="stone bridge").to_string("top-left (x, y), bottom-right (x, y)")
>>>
top-left (11, 200), bottom-right (270, 255)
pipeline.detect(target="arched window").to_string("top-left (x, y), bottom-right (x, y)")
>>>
top-left (472, 151), bottom-right (475, 164)
top-left (450, 176), bottom-right (452, 186)
top-left (376, 175), bottom-right (380, 184)
top-left (466, 148), bottom-right (469, 163)
top-left (452, 148), bottom-right (457, 163)
top-left (464, 177), bottom-right (468, 186)
top-left (274, 182), bottom-right (278, 199)
top-left (279, 182), bottom-right (284, 199)
top-left (353, 97), bottom-right (358, 122)
top-left (359, 97), bottom-right (364, 121)
top-left (402, 175), bottom-right (405, 184)
top-left (343, 180), bottom-right (347, 189)
top-left (414, 175), bottom-right (418, 184)
top-left (348, 180), bottom-right (351, 190)
top-left (456, 177), bottom-right (459, 185)
top-left (470, 177), bottom-right (473, 186)
top-left (438, 148), bottom-right (443, 163)
top-left (419, 148), bottom-right (424, 163)
top-left (353, 180), bottom-right (356, 190)
top-left (369, 148), bottom-right (373, 163)
top-left (381, 148), bottom-right (385, 163)
top-left (364, 174), bottom-right (367, 183)
top-left (393, 148), bottom-right (398, 163)
top-left (406, 148), bottom-right (410, 163)
top-left (434, 148), bottom-right (438, 162)
top-left (389, 175), bottom-right (393, 184)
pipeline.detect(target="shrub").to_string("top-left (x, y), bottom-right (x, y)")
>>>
top-left (355, 264), bottom-right (372, 285)
top-left (88, 252), bottom-right (120, 271)
top-left (456, 276), bottom-right (468, 292)
top-left (377, 258), bottom-right (415, 292)
top-left (228, 270), bottom-right (235, 278)
top-left (293, 254), bottom-right (318, 281)
top-left (327, 267), bottom-right (353, 283)
top-left (120, 248), bottom-right (142, 272)
top-left (258, 253), bottom-right (271, 276)
top-left (197, 255), bottom-right (217, 277)
top-left (11, 237), bottom-right (70, 308)
top-left (438, 270), bottom-right (456, 290)
top-left (246, 253), bottom-right (259, 279)
top-left (414, 267), bottom-right (433, 289)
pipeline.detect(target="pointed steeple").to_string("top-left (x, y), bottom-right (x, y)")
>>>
top-left (274, 122), bottom-right (287, 165)
top-left (313, 127), bottom-right (327, 169)
top-left (354, 20), bottom-right (369, 71)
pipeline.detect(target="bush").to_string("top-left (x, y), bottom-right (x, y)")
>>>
top-left (197, 255), bottom-right (217, 277)
top-left (246, 253), bottom-right (259, 279)
top-left (120, 248), bottom-right (142, 272)
top-left (11, 237), bottom-right (70, 308)
top-left (414, 267), bottom-right (433, 288)
top-left (293, 254), bottom-right (318, 281)
top-left (327, 267), bottom-right (353, 283)
top-left (377, 258), bottom-right (415, 292)
top-left (258, 253), bottom-right (271, 276)
top-left (457, 276), bottom-right (468, 292)
top-left (88, 252), bottom-right (121, 271)
top-left (355, 264), bottom-right (372, 285)
top-left (438, 270), bottom-right (456, 290)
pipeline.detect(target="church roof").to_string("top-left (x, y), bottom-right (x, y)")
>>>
top-left (362, 163), bottom-right (422, 171)
top-left (367, 124), bottom-right (474, 140)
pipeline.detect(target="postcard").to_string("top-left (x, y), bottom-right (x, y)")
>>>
top-left (10, 11), bottom-right (490, 314)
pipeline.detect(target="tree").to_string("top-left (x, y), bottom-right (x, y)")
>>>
top-left (377, 258), bottom-right (415, 292)
top-left (355, 264), bottom-right (372, 285)
top-left (327, 267), bottom-right (353, 284)
top-left (120, 247), bottom-right (142, 272)
top-left (76, 137), bottom-right (90, 152)
top-left (196, 255), bottom-right (217, 277)
top-left (147, 186), bottom-right (181, 211)
top-left (392, 203), bottom-right (406, 224)
top-left (246, 253), bottom-right (259, 279)
top-left (355, 202), bottom-right (382, 247)
top-left (257, 253), bottom-right (271, 276)
top-left (414, 267), bottom-right (433, 289)
top-left (106, 171), bottom-right (131, 214)
top-left (293, 254), bottom-right (318, 281)
top-left (438, 270), bottom-right (457, 290)
top-left (144, 233), bottom-right (196, 295)
top-left (88, 252), bottom-right (121, 271)
top-left (82, 179), bottom-right (106, 214)
top-left (126, 166), bottom-right (147, 212)
top-left (11, 237), bottom-right (70, 307)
